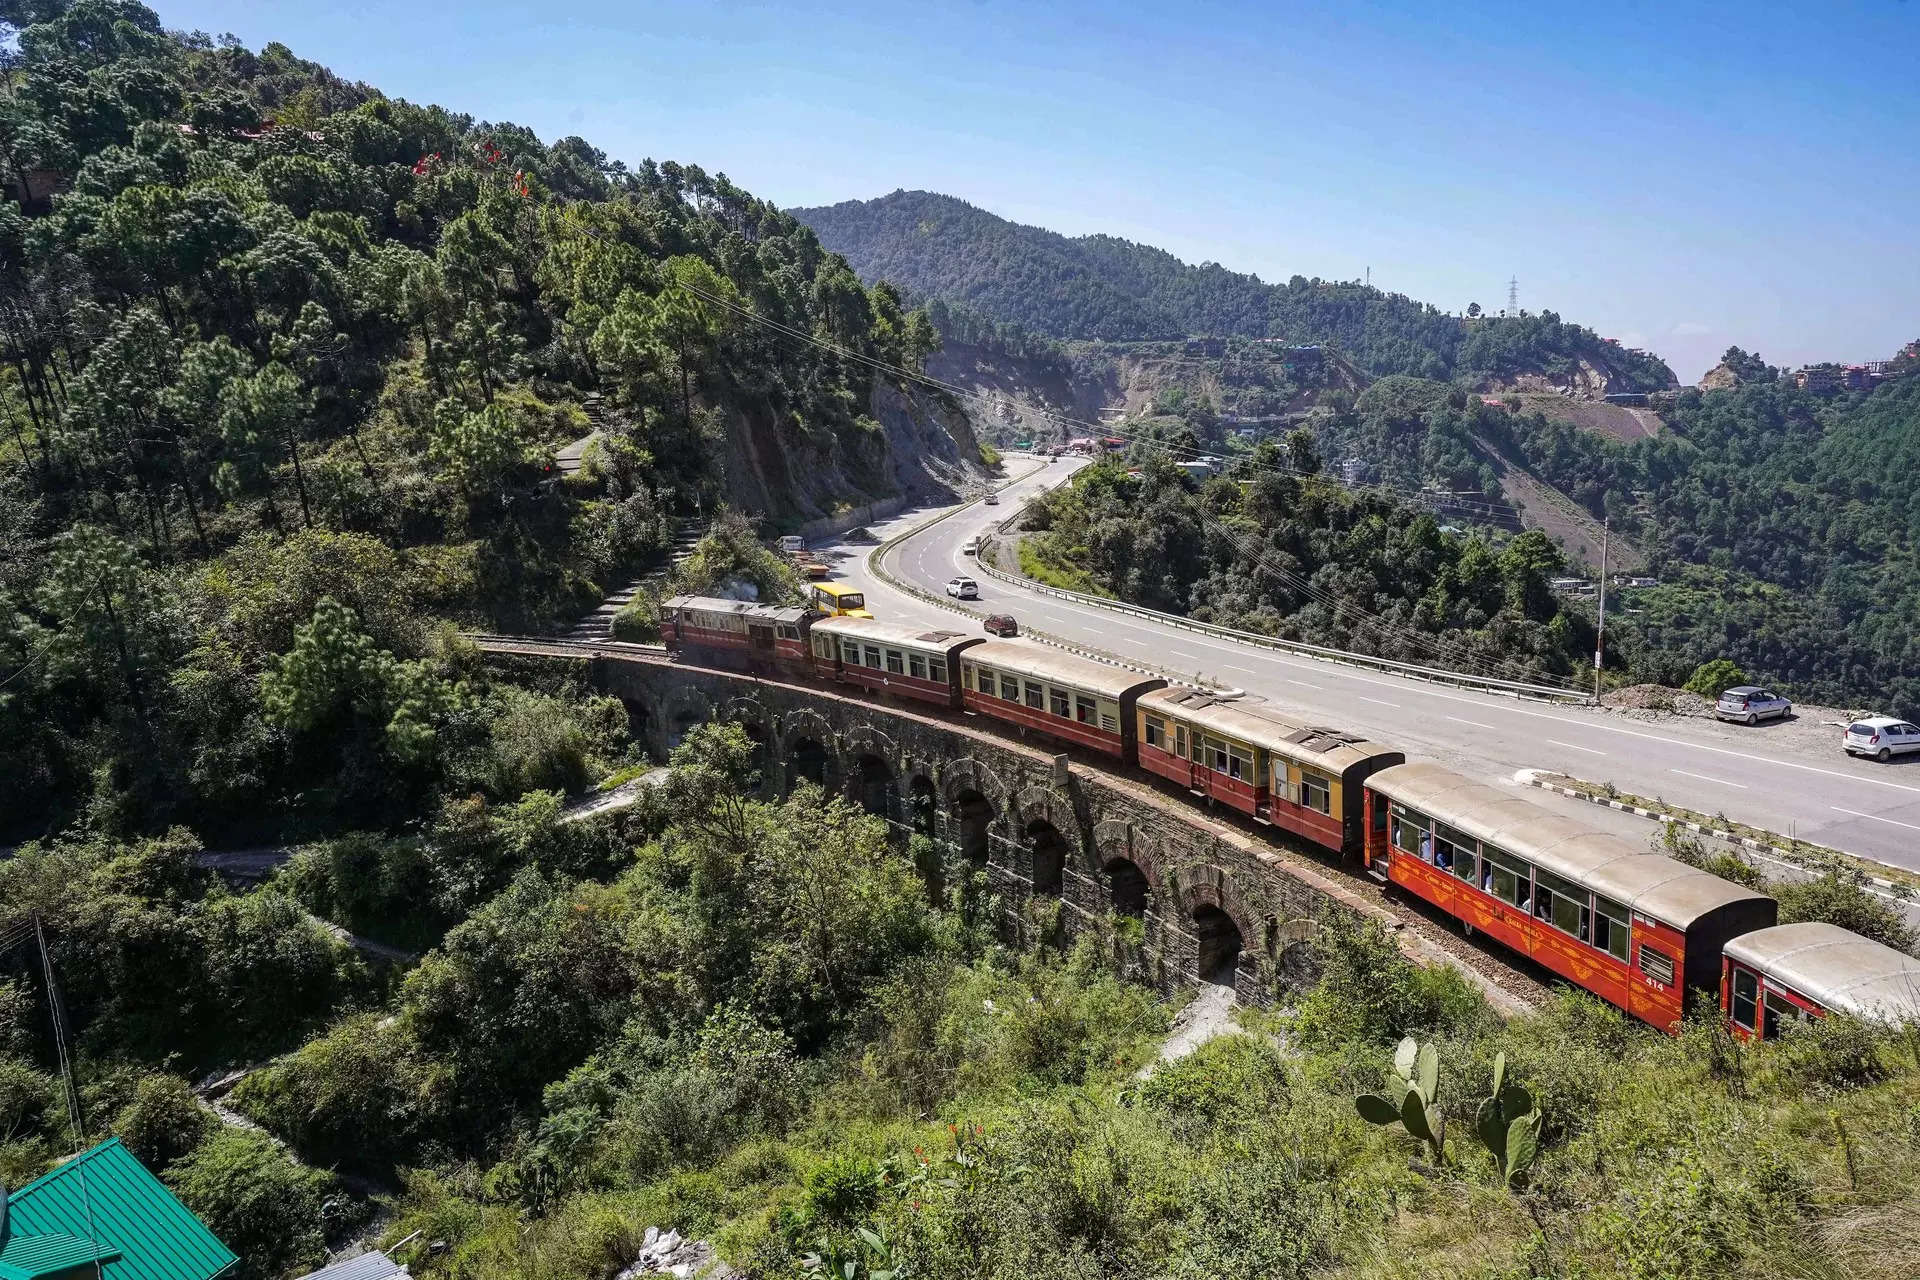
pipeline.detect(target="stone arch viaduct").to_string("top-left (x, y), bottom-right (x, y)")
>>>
top-left (485, 644), bottom-right (1521, 1009)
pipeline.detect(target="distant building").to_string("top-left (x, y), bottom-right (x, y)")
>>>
top-left (1184, 337), bottom-right (1226, 358)
top-left (298, 1252), bottom-right (411, 1280)
top-left (1795, 366), bottom-right (1841, 394)
top-left (1478, 395), bottom-right (1510, 409)
top-left (1340, 456), bottom-right (1369, 485)
top-left (1843, 365), bottom-right (1873, 391)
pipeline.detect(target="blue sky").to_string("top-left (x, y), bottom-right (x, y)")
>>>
top-left (159, 0), bottom-right (1918, 381)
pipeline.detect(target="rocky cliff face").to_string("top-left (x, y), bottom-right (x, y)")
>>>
top-left (713, 377), bottom-right (993, 524)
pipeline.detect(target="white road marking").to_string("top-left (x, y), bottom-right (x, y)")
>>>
top-left (1547, 739), bottom-right (1607, 756)
top-left (1287, 679), bottom-right (1321, 689)
top-left (1222, 665), bottom-right (1258, 675)
top-left (1670, 768), bottom-right (1748, 790)
top-left (1171, 650), bottom-right (1206, 661)
top-left (1830, 806), bottom-right (1920, 834)
top-left (1448, 716), bottom-right (1497, 730)
top-left (1359, 696), bottom-right (1401, 708)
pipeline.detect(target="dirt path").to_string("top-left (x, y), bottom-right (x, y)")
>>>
top-left (1148, 980), bottom-right (1240, 1069)
top-left (1470, 431), bottom-right (1645, 573)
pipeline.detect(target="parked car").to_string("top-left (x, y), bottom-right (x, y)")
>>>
top-left (946, 576), bottom-right (980, 600)
top-left (1715, 686), bottom-right (1791, 725)
top-left (962, 536), bottom-right (981, 555)
top-left (983, 493), bottom-right (999, 505)
top-left (1844, 716), bottom-right (1920, 762)
top-left (983, 613), bottom-right (1019, 637)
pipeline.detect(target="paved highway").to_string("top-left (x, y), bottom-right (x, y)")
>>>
top-left (816, 456), bottom-right (1920, 876)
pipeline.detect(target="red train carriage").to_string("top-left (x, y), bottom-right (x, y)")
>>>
top-left (661, 596), bottom-right (812, 672)
top-left (1721, 922), bottom-right (1920, 1039)
top-left (959, 641), bottom-right (1165, 759)
top-left (1134, 688), bottom-right (1403, 859)
top-left (1365, 762), bottom-right (1776, 1033)
top-left (808, 617), bottom-right (984, 709)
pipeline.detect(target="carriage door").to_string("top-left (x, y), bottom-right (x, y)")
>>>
top-left (1174, 724), bottom-right (1195, 789)
top-left (1726, 963), bottom-right (1760, 1039)
top-left (748, 623), bottom-right (775, 653)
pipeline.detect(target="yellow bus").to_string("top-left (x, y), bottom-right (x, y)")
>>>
top-left (809, 581), bottom-right (873, 618)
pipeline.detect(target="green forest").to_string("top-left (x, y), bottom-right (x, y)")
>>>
top-left (1483, 353), bottom-right (1920, 711)
top-left (1020, 450), bottom-right (1600, 687)
top-left (792, 190), bottom-right (1676, 389)
top-left (0, 0), bottom-right (947, 840)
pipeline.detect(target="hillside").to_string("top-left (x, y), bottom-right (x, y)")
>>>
top-left (793, 190), bottom-right (1677, 391)
top-left (0, 4), bottom-right (982, 839)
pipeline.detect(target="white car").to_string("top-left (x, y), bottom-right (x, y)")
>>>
top-left (1844, 716), bottom-right (1920, 762)
top-left (983, 493), bottom-right (999, 505)
top-left (946, 576), bottom-right (980, 600)
top-left (962, 536), bottom-right (981, 555)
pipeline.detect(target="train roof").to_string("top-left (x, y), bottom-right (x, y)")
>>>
top-left (1724, 922), bottom-right (1920, 1023)
top-left (1138, 688), bottom-right (1401, 774)
top-left (662, 595), bottom-right (813, 625)
top-left (962, 640), bottom-right (1166, 700)
top-left (1368, 762), bottom-right (1771, 931)
top-left (813, 616), bottom-right (984, 655)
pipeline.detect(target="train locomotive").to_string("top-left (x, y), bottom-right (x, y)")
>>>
top-left (659, 593), bottom-right (1920, 1035)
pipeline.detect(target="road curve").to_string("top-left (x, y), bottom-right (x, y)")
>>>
top-left (813, 457), bottom-right (1920, 876)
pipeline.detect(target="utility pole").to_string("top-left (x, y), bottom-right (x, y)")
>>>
top-left (1594, 517), bottom-right (1609, 703)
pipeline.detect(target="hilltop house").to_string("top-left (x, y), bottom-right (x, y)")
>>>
top-left (1, 1139), bottom-right (238, 1280)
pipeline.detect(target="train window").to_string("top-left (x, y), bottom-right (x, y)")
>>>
top-left (909, 654), bottom-right (927, 680)
top-left (1389, 803), bottom-right (1429, 855)
top-left (1636, 944), bottom-right (1676, 987)
top-left (779, 624), bottom-right (798, 640)
top-left (965, 665), bottom-right (980, 691)
top-left (1076, 694), bottom-right (1097, 725)
top-left (1173, 724), bottom-right (1188, 759)
top-left (1205, 736), bottom-right (1228, 773)
top-left (1144, 714), bottom-right (1165, 747)
top-left (1001, 673), bottom-right (1021, 700)
top-left (1227, 743), bottom-right (1253, 781)
top-left (1299, 769), bottom-right (1331, 815)
top-left (886, 649), bottom-right (905, 675)
top-left (1052, 688), bottom-right (1071, 718)
top-left (1534, 867), bottom-right (1588, 940)
top-left (1592, 896), bottom-right (1630, 961)
top-left (864, 645), bottom-right (883, 670)
top-left (1433, 822), bottom-right (1473, 877)
top-left (1761, 991), bottom-right (1804, 1041)
top-left (841, 640), bottom-right (861, 665)
top-left (1024, 681), bottom-right (1045, 710)
top-left (928, 659), bottom-right (947, 684)
top-left (1729, 967), bottom-right (1759, 1031)
top-left (1481, 846), bottom-right (1530, 909)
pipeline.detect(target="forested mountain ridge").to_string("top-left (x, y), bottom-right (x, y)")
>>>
top-left (792, 189), bottom-right (1676, 390)
top-left (0, 0), bottom-right (975, 840)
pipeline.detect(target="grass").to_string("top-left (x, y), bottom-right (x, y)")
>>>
top-left (1016, 537), bottom-right (1112, 597)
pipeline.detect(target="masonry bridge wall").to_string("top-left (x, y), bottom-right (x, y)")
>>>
top-left (514, 650), bottom-right (1395, 1004)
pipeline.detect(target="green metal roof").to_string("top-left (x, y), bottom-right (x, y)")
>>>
top-left (0, 1231), bottom-right (121, 1280)
top-left (3, 1140), bottom-right (237, 1280)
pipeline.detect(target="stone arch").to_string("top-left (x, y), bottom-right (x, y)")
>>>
top-left (778, 708), bottom-right (840, 793)
top-left (939, 757), bottom-right (1010, 817)
top-left (1024, 817), bottom-right (1069, 897)
top-left (851, 752), bottom-right (901, 824)
top-left (1174, 868), bottom-right (1263, 988)
top-left (1011, 785), bottom-right (1086, 861)
top-left (661, 685), bottom-right (712, 751)
top-left (1105, 856), bottom-right (1151, 918)
top-left (620, 696), bottom-right (658, 761)
top-left (840, 724), bottom-right (900, 770)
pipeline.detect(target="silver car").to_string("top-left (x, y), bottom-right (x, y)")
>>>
top-left (1715, 685), bottom-right (1790, 725)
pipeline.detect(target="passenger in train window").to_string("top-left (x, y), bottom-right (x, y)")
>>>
top-left (1419, 831), bottom-right (1433, 863)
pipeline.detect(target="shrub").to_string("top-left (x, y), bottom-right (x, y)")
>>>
top-left (611, 588), bottom-right (661, 642)
top-left (166, 1129), bottom-right (334, 1280)
top-left (232, 1014), bottom-right (443, 1172)
top-left (1137, 1033), bottom-right (1290, 1125)
top-left (481, 685), bottom-right (598, 798)
top-left (1290, 914), bottom-right (1489, 1049)
top-left (113, 1074), bottom-right (214, 1169)
top-left (1775, 871), bottom-right (1918, 954)
top-left (1773, 1014), bottom-right (1892, 1093)
top-left (1684, 658), bottom-right (1746, 698)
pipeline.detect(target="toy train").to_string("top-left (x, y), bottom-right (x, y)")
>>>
top-left (661, 596), bottom-right (1920, 1036)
